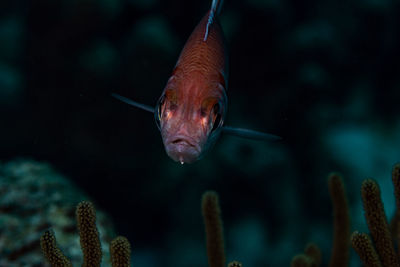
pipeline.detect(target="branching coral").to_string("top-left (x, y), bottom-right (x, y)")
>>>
top-left (227, 261), bottom-right (243, 267)
top-left (110, 236), bottom-right (132, 267)
top-left (41, 193), bottom-right (240, 267)
top-left (327, 173), bottom-right (350, 267)
top-left (290, 163), bottom-right (400, 267)
top-left (201, 191), bottom-right (242, 267)
top-left (291, 173), bottom-right (350, 267)
top-left (40, 201), bottom-right (131, 267)
top-left (0, 160), bottom-right (117, 266)
top-left (291, 243), bottom-right (322, 267)
top-left (76, 201), bottom-right (102, 267)
top-left (351, 232), bottom-right (382, 267)
top-left (351, 163), bottom-right (400, 267)
top-left (40, 230), bottom-right (72, 267)
top-left (41, 165), bottom-right (400, 267)
top-left (202, 191), bottom-right (226, 267)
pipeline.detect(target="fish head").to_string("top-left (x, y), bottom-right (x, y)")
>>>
top-left (155, 79), bottom-right (227, 164)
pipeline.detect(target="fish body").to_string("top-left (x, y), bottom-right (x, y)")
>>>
top-left (112, 0), bottom-right (281, 164)
top-left (155, 2), bottom-right (228, 164)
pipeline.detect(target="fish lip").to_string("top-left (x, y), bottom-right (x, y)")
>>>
top-left (166, 135), bottom-right (200, 152)
top-left (164, 134), bottom-right (202, 163)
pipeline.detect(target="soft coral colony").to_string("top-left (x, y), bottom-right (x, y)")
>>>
top-left (40, 192), bottom-right (241, 267)
top-left (40, 201), bottom-right (131, 267)
top-left (292, 163), bottom-right (400, 267)
top-left (41, 163), bottom-right (400, 267)
top-left (350, 163), bottom-right (400, 267)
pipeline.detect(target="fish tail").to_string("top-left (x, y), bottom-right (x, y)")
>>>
top-left (203, 0), bottom-right (224, 41)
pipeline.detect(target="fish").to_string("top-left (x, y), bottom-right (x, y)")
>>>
top-left (112, 0), bottom-right (281, 164)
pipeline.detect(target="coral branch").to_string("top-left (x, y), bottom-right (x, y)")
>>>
top-left (351, 231), bottom-right (382, 267)
top-left (361, 179), bottom-right (399, 267)
top-left (76, 201), bottom-right (102, 267)
top-left (328, 173), bottom-right (350, 267)
top-left (228, 261), bottom-right (242, 267)
top-left (392, 164), bottom-right (400, 209)
top-left (304, 243), bottom-right (322, 266)
top-left (40, 230), bottom-right (72, 267)
top-left (202, 191), bottom-right (226, 267)
top-left (291, 243), bottom-right (321, 267)
top-left (291, 173), bottom-right (349, 267)
top-left (110, 236), bottom-right (131, 267)
top-left (41, 201), bottom-right (131, 267)
top-left (291, 254), bottom-right (315, 267)
top-left (392, 163), bottom-right (400, 251)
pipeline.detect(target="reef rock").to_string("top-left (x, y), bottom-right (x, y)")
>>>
top-left (0, 159), bottom-right (116, 267)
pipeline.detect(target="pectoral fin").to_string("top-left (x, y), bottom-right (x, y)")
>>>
top-left (222, 126), bottom-right (282, 141)
top-left (111, 93), bottom-right (155, 113)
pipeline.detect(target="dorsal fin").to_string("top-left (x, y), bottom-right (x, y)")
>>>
top-left (203, 0), bottom-right (224, 41)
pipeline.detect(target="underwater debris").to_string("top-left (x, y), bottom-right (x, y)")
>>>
top-left (351, 163), bottom-right (400, 267)
top-left (40, 201), bottom-right (131, 267)
top-left (291, 173), bottom-right (350, 267)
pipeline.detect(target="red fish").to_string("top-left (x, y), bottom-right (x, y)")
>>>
top-left (113, 0), bottom-right (280, 164)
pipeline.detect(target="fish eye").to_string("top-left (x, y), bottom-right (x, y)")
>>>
top-left (158, 98), bottom-right (164, 120)
top-left (211, 103), bottom-right (222, 132)
top-left (155, 95), bottom-right (166, 129)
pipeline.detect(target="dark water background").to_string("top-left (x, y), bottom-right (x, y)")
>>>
top-left (1, 0), bottom-right (400, 266)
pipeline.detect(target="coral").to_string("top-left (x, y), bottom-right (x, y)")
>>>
top-left (291, 173), bottom-right (350, 267)
top-left (40, 230), bottom-right (72, 267)
top-left (110, 236), bottom-right (131, 267)
top-left (0, 159), bottom-right (116, 266)
top-left (227, 261), bottom-right (243, 267)
top-left (40, 190), bottom-right (237, 267)
top-left (327, 173), bottom-right (350, 267)
top-left (17, 160), bottom-right (400, 267)
top-left (289, 163), bottom-right (400, 267)
top-left (291, 243), bottom-right (321, 267)
top-left (41, 201), bottom-right (131, 267)
top-left (391, 163), bottom-right (400, 251)
top-left (76, 201), bottom-right (102, 267)
top-left (40, 190), bottom-right (235, 267)
top-left (351, 163), bottom-right (400, 267)
top-left (201, 191), bottom-right (243, 267)
top-left (291, 254), bottom-right (315, 267)
top-left (351, 232), bottom-right (381, 267)
top-left (202, 191), bottom-right (225, 267)
top-left (360, 179), bottom-right (398, 266)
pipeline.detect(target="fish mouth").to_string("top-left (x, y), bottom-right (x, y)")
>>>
top-left (165, 135), bottom-right (201, 164)
top-left (167, 135), bottom-right (198, 148)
